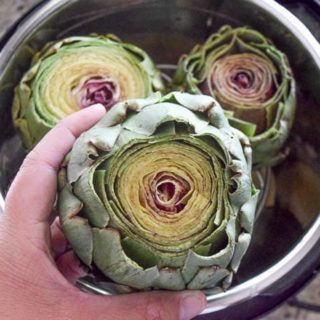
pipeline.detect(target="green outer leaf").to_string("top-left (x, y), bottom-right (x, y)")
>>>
top-left (92, 228), bottom-right (159, 289)
top-left (187, 267), bottom-right (230, 290)
top-left (122, 102), bottom-right (209, 135)
top-left (59, 91), bottom-right (257, 291)
top-left (153, 268), bottom-right (186, 291)
top-left (73, 166), bottom-right (109, 228)
top-left (172, 25), bottom-right (296, 167)
top-left (58, 186), bottom-right (93, 266)
top-left (12, 35), bottom-right (164, 150)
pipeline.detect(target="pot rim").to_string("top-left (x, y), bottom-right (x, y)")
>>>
top-left (0, 0), bottom-right (319, 315)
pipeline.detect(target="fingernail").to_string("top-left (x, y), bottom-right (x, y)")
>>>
top-left (89, 103), bottom-right (106, 110)
top-left (180, 291), bottom-right (207, 320)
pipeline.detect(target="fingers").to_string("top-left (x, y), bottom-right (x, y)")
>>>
top-left (49, 218), bottom-right (205, 319)
top-left (5, 104), bottom-right (106, 229)
top-left (51, 217), bottom-right (68, 258)
top-left (73, 290), bottom-right (207, 320)
top-left (56, 251), bottom-right (88, 284)
top-left (51, 217), bottom-right (88, 283)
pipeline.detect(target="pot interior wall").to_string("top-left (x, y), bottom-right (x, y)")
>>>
top-left (0, 0), bottom-right (320, 288)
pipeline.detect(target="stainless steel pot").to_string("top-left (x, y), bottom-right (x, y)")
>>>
top-left (0, 0), bottom-right (320, 318)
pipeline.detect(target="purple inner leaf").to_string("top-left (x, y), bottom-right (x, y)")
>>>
top-left (77, 76), bottom-right (120, 110)
top-left (231, 72), bottom-right (252, 89)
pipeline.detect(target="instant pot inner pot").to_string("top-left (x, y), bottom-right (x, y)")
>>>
top-left (0, 0), bottom-right (320, 294)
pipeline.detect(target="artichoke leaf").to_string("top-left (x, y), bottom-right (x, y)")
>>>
top-left (68, 124), bottom-right (122, 183)
top-left (73, 166), bottom-right (109, 228)
top-left (153, 268), bottom-right (185, 291)
top-left (58, 186), bottom-right (93, 266)
top-left (187, 267), bottom-right (230, 290)
top-left (93, 228), bottom-right (159, 289)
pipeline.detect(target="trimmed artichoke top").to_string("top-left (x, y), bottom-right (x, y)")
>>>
top-left (173, 25), bottom-right (296, 167)
top-left (12, 35), bottom-right (164, 149)
top-left (58, 92), bottom-right (258, 292)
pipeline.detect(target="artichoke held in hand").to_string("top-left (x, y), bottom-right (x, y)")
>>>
top-left (58, 92), bottom-right (258, 292)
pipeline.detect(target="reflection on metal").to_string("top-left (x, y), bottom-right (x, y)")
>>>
top-left (253, 168), bottom-right (271, 220)
top-left (76, 278), bottom-right (112, 296)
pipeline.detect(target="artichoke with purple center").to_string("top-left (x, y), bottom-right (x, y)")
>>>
top-left (173, 25), bottom-right (296, 167)
top-left (12, 35), bottom-right (164, 149)
top-left (58, 92), bottom-right (258, 292)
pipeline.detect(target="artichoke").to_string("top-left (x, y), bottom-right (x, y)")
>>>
top-left (58, 92), bottom-right (258, 292)
top-left (12, 35), bottom-right (164, 149)
top-left (173, 25), bottom-right (296, 167)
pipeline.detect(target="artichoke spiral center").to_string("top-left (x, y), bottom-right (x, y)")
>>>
top-left (73, 76), bottom-right (120, 110)
top-left (231, 71), bottom-right (252, 89)
top-left (209, 53), bottom-right (275, 104)
top-left (110, 140), bottom-right (218, 244)
top-left (150, 173), bottom-right (190, 213)
top-left (157, 180), bottom-right (175, 202)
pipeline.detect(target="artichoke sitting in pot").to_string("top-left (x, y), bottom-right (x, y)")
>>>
top-left (58, 92), bottom-right (258, 292)
top-left (173, 25), bottom-right (296, 167)
top-left (12, 35), bottom-right (164, 149)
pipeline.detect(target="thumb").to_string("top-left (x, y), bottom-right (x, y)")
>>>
top-left (5, 104), bottom-right (106, 231)
top-left (74, 290), bottom-right (207, 320)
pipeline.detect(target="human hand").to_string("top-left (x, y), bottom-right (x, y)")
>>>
top-left (0, 105), bottom-right (207, 320)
